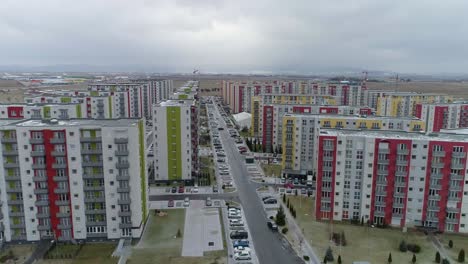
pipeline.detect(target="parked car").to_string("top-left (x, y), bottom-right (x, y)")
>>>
top-left (212, 186), bottom-right (218, 193)
top-left (229, 219), bottom-right (244, 227)
top-left (168, 200), bottom-right (174, 208)
top-left (267, 221), bottom-right (278, 231)
top-left (171, 186), bottom-right (177, 193)
top-left (234, 251), bottom-right (251, 261)
top-left (230, 230), bottom-right (248, 239)
top-left (262, 196), bottom-right (273, 201)
top-left (191, 187), bottom-right (199, 193)
top-left (233, 246), bottom-right (251, 254)
top-left (178, 186), bottom-right (185, 193)
top-left (280, 178), bottom-right (286, 184)
top-left (263, 198), bottom-right (278, 204)
top-left (228, 212), bottom-right (242, 219)
top-left (301, 188), bottom-right (307, 195)
top-left (206, 197), bottom-right (212, 206)
top-left (233, 239), bottom-right (250, 247)
top-left (183, 197), bottom-right (190, 207)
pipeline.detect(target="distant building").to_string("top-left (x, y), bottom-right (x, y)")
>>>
top-left (415, 102), bottom-right (468, 132)
top-left (376, 92), bottom-right (453, 117)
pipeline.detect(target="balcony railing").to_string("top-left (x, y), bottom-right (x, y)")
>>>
top-left (2, 149), bottom-right (18, 156)
top-left (115, 150), bottom-right (129, 156)
top-left (397, 149), bottom-right (409, 155)
top-left (1, 137), bottom-right (17, 143)
top-left (452, 152), bottom-right (466, 158)
top-left (50, 138), bottom-right (65, 144)
top-left (80, 137), bottom-right (102, 143)
top-left (432, 151), bottom-right (446, 157)
top-left (31, 150), bottom-right (45, 157)
top-left (114, 138), bottom-right (128, 144)
top-left (116, 161), bottom-right (130, 169)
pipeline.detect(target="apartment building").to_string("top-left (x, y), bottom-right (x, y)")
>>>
top-left (315, 129), bottom-right (468, 233)
top-left (0, 103), bottom-right (85, 119)
top-left (376, 92), bottom-right (453, 117)
top-left (281, 114), bottom-right (426, 178)
top-left (251, 103), bottom-right (373, 142)
top-left (415, 103), bottom-right (468, 132)
top-left (0, 118), bottom-right (148, 242)
top-left (153, 99), bottom-right (199, 183)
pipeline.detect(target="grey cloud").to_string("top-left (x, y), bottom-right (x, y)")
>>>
top-left (1, 0), bottom-right (468, 74)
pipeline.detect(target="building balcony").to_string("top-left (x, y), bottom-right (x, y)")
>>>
top-left (376, 190), bottom-right (387, 196)
top-left (37, 224), bottom-right (51, 231)
top-left (83, 186), bottom-right (104, 191)
top-left (450, 174), bottom-right (464, 181)
top-left (80, 137), bottom-right (102, 143)
top-left (81, 149), bottom-right (102, 154)
top-left (377, 159), bottom-right (390, 165)
top-left (50, 138), bottom-right (65, 144)
top-left (321, 187), bottom-right (332, 192)
top-left (395, 182), bottom-right (406, 187)
top-left (376, 179), bottom-right (387, 185)
top-left (35, 200), bottom-right (49, 206)
top-left (119, 223), bottom-right (133, 229)
top-left (4, 162), bottom-right (20, 168)
top-left (320, 207), bottom-right (332, 212)
top-left (452, 152), bottom-right (466, 158)
top-left (446, 207), bottom-right (460, 213)
top-left (377, 170), bottom-right (388, 175)
top-left (33, 176), bottom-right (47, 182)
top-left (31, 163), bottom-right (46, 169)
top-left (374, 211), bottom-right (385, 217)
top-left (83, 173), bottom-right (104, 179)
top-left (116, 175), bottom-right (130, 181)
top-left (431, 173), bottom-right (443, 179)
top-left (322, 166), bottom-right (333, 172)
top-left (36, 212), bottom-right (50, 218)
top-left (6, 187), bottom-right (23, 193)
top-left (429, 184), bottom-right (442, 190)
top-left (56, 212), bottom-right (71, 218)
top-left (448, 196), bottom-right (461, 202)
top-left (116, 161), bottom-right (130, 169)
top-left (118, 199), bottom-right (131, 205)
top-left (392, 213), bottom-right (403, 218)
top-left (431, 162), bottom-right (445, 168)
top-left (54, 187), bottom-right (69, 194)
top-left (321, 196), bottom-right (331, 202)
top-left (378, 148), bottom-right (390, 154)
top-left (446, 218), bottom-right (458, 224)
top-left (396, 160), bottom-right (408, 166)
top-left (114, 138), bottom-right (128, 144)
top-left (451, 163), bottom-right (464, 169)
top-left (395, 171), bottom-right (407, 176)
top-left (323, 156), bottom-right (333, 161)
top-left (85, 209), bottom-right (107, 215)
top-left (87, 221), bottom-right (107, 226)
top-left (115, 150), bottom-right (129, 156)
top-left (57, 224), bottom-right (72, 230)
top-left (321, 176), bottom-right (332, 182)
top-left (394, 192), bottom-right (405, 198)
top-left (3, 149), bottom-right (18, 156)
top-left (10, 223), bottom-right (26, 229)
top-left (55, 200), bottom-right (70, 206)
top-left (427, 205), bottom-right (440, 211)
top-left (33, 188), bottom-right (48, 195)
top-left (117, 187), bottom-right (130, 193)
top-left (53, 176), bottom-right (68, 182)
top-left (449, 185), bottom-right (462, 191)
top-left (118, 211), bottom-right (132, 217)
top-left (374, 201), bottom-right (385, 206)
top-left (9, 211), bottom-right (24, 217)
top-left (432, 151), bottom-right (446, 157)
top-left (82, 161), bottom-right (102, 167)
top-left (29, 138), bottom-right (44, 144)
top-left (428, 195), bottom-right (441, 201)
top-left (30, 150), bottom-right (45, 157)
top-left (397, 149), bottom-right (409, 155)
top-left (51, 151), bottom-right (66, 157)
top-left (86, 232), bottom-right (107, 238)
top-left (52, 163), bottom-right (67, 169)
top-left (323, 145), bottom-right (334, 151)
top-left (1, 137), bottom-right (17, 143)
top-left (84, 197), bottom-right (106, 203)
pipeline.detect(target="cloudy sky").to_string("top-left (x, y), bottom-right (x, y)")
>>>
top-left (1, 0), bottom-right (468, 74)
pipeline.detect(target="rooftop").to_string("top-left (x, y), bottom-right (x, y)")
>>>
top-left (156, 99), bottom-right (195, 107)
top-left (6, 118), bottom-right (141, 128)
top-left (284, 113), bottom-right (422, 121)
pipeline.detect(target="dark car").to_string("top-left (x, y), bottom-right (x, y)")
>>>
top-left (230, 231), bottom-right (248, 239)
top-left (263, 198), bottom-right (277, 204)
top-left (233, 239), bottom-right (250, 247)
top-left (168, 200), bottom-right (174, 207)
top-left (171, 186), bottom-right (177, 193)
top-left (267, 221), bottom-right (278, 231)
top-left (178, 186), bottom-right (185, 193)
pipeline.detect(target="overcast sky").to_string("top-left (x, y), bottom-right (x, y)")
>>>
top-left (1, 0), bottom-right (468, 74)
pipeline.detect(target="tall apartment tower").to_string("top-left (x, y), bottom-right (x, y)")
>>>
top-left (0, 118), bottom-right (148, 242)
top-left (153, 100), bottom-right (199, 183)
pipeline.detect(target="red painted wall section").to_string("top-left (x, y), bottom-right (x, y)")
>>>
top-left (7, 106), bottom-right (24, 118)
top-left (238, 88), bottom-right (243, 113)
top-left (292, 106), bottom-right (311, 113)
top-left (262, 106), bottom-right (273, 148)
top-left (359, 108), bottom-right (373, 115)
top-left (315, 136), bottom-right (337, 220)
top-left (432, 106), bottom-right (448, 132)
top-left (319, 107), bottom-right (338, 114)
top-left (415, 104), bottom-right (423, 118)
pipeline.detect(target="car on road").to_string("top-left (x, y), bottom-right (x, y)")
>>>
top-left (183, 197), bottom-right (190, 207)
top-left (230, 230), bottom-right (248, 239)
top-left (206, 197), bottom-right (212, 206)
top-left (233, 239), bottom-right (249, 247)
top-left (217, 127), bottom-right (224, 130)
top-left (234, 251), bottom-right (251, 261)
top-left (168, 200), bottom-right (174, 207)
top-left (267, 221), bottom-right (278, 231)
top-left (171, 186), bottom-right (177, 193)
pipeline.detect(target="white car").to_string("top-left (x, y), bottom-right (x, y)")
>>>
top-left (233, 246), bottom-right (251, 254)
top-left (228, 212), bottom-right (242, 219)
top-left (229, 219), bottom-right (244, 227)
top-left (234, 251), bottom-right (251, 261)
top-left (183, 197), bottom-right (190, 207)
top-left (191, 187), bottom-right (199, 193)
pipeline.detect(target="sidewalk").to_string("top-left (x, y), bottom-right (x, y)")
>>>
top-left (278, 194), bottom-right (320, 264)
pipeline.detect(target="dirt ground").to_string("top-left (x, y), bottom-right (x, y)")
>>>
top-left (367, 81), bottom-right (468, 99)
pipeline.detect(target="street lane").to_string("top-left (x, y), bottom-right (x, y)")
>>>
top-left (149, 193), bottom-right (239, 202)
top-left (215, 106), bottom-right (304, 264)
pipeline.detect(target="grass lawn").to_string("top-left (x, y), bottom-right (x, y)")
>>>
top-left (46, 244), bottom-right (80, 258)
top-left (287, 196), bottom-right (435, 264)
top-left (239, 129), bottom-right (250, 138)
top-left (130, 209), bottom-right (226, 264)
top-left (73, 243), bottom-right (116, 264)
top-left (0, 244), bottom-right (35, 263)
top-left (439, 233), bottom-right (468, 260)
top-left (261, 163), bottom-right (282, 177)
top-left (200, 157), bottom-right (216, 185)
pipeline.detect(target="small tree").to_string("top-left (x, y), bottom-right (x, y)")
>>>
top-left (325, 247), bottom-right (334, 262)
top-left (399, 240), bottom-right (408, 252)
top-left (282, 193), bottom-right (286, 203)
top-left (388, 252), bottom-right (392, 263)
top-left (275, 206), bottom-right (286, 226)
top-left (287, 199), bottom-right (290, 209)
top-left (340, 231), bottom-right (347, 246)
top-left (338, 255), bottom-right (342, 264)
top-left (458, 249), bottom-right (465, 263)
top-left (412, 254), bottom-right (416, 263)
top-left (176, 228), bottom-right (182, 238)
top-left (436, 251), bottom-right (441, 263)
top-left (449, 240), bottom-right (454, 249)
top-left (323, 255), bottom-right (327, 264)
top-left (443, 259), bottom-right (451, 264)
top-left (361, 216), bottom-right (364, 226)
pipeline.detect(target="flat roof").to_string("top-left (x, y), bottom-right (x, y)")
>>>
top-left (284, 113), bottom-right (422, 121)
top-left (322, 129), bottom-right (468, 142)
top-left (11, 118), bottom-right (141, 128)
top-left (156, 99), bottom-right (195, 107)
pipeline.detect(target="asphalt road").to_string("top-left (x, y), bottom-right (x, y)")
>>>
top-left (149, 193), bottom-right (239, 202)
top-left (216, 108), bottom-right (304, 264)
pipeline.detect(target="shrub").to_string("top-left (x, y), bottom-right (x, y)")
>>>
top-left (443, 258), bottom-right (451, 264)
top-left (282, 227), bottom-right (289, 234)
top-left (388, 252), bottom-right (392, 263)
top-left (275, 206), bottom-right (286, 226)
top-left (436, 251), bottom-right (441, 263)
top-left (325, 247), bottom-right (334, 262)
top-left (458, 249), bottom-right (465, 263)
top-left (399, 240), bottom-right (408, 252)
top-left (449, 240), bottom-right (454, 249)
top-left (303, 255), bottom-right (310, 261)
top-left (407, 243), bottom-right (421, 253)
top-left (338, 255), bottom-right (342, 264)
top-left (412, 254), bottom-right (416, 263)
